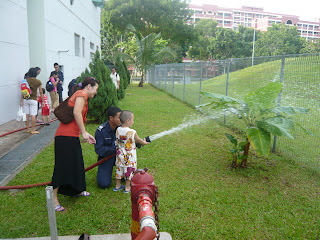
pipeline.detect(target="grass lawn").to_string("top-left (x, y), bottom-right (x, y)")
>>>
top-left (1, 83), bottom-right (320, 239)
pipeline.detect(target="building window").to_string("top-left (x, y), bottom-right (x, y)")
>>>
top-left (218, 12), bottom-right (223, 16)
top-left (82, 37), bottom-right (85, 57)
top-left (225, 13), bottom-right (231, 17)
top-left (195, 10), bottom-right (202, 14)
top-left (90, 42), bottom-right (95, 50)
top-left (208, 11), bottom-right (212, 14)
top-left (74, 33), bottom-right (80, 57)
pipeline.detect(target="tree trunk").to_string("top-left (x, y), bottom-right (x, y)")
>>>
top-left (233, 154), bottom-right (238, 168)
top-left (138, 72), bottom-right (144, 87)
top-left (241, 140), bottom-right (250, 167)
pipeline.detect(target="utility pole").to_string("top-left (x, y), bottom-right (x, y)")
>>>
top-left (252, 19), bottom-right (257, 66)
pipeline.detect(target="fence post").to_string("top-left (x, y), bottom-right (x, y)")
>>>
top-left (224, 61), bottom-right (230, 124)
top-left (154, 66), bottom-right (157, 87)
top-left (172, 66), bottom-right (175, 95)
top-left (45, 186), bottom-right (58, 240)
top-left (199, 62), bottom-right (203, 105)
top-left (165, 65), bottom-right (167, 91)
top-left (272, 55), bottom-right (286, 152)
top-left (183, 63), bottom-right (186, 102)
top-left (206, 61), bottom-right (208, 79)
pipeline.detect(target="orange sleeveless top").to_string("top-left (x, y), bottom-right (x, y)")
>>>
top-left (55, 90), bottom-right (88, 137)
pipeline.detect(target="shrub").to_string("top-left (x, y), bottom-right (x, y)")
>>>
top-left (78, 50), bottom-right (118, 123)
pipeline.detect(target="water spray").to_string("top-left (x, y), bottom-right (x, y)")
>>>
top-left (136, 115), bottom-right (210, 148)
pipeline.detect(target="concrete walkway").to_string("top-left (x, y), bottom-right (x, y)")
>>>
top-left (0, 118), bottom-right (60, 186)
top-left (0, 118), bottom-right (172, 240)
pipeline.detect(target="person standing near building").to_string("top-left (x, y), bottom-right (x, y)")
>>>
top-left (20, 68), bottom-right (44, 134)
top-left (54, 63), bottom-right (64, 103)
top-left (110, 67), bottom-right (120, 90)
top-left (49, 71), bottom-right (60, 111)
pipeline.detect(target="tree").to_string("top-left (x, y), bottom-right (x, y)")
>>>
top-left (78, 51), bottom-right (118, 123)
top-left (208, 27), bottom-right (239, 60)
top-left (122, 60), bottom-right (131, 88)
top-left (124, 24), bottom-right (176, 87)
top-left (236, 25), bottom-right (258, 58)
top-left (300, 39), bottom-right (320, 53)
top-left (101, 0), bottom-right (194, 63)
top-left (188, 19), bottom-right (218, 60)
top-left (201, 82), bottom-right (309, 167)
top-left (255, 23), bottom-right (304, 56)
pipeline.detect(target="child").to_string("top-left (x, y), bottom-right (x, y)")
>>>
top-left (38, 88), bottom-right (50, 125)
top-left (114, 110), bottom-right (149, 193)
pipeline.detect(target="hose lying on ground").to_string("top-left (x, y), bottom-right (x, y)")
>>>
top-left (0, 153), bottom-right (116, 190)
top-left (0, 118), bottom-right (58, 138)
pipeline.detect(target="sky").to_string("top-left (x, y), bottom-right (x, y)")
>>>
top-left (189, 0), bottom-right (320, 22)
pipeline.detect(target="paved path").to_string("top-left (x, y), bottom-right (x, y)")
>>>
top-left (0, 118), bottom-right (59, 186)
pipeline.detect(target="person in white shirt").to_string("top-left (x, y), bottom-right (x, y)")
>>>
top-left (110, 67), bottom-right (120, 90)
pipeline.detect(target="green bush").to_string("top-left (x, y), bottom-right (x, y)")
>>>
top-left (122, 60), bottom-right (131, 88)
top-left (78, 51), bottom-right (118, 123)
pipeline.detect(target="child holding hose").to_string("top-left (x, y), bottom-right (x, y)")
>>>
top-left (114, 110), bottom-right (149, 193)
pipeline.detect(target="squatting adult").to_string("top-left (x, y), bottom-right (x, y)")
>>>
top-left (51, 77), bottom-right (99, 212)
top-left (95, 106), bottom-right (122, 188)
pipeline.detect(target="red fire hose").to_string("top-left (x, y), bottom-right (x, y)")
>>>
top-left (0, 118), bottom-right (58, 138)
top-left (0, 153), bottom-right (115, 190)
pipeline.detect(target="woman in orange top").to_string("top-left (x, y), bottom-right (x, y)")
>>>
top-left (51, 77), bottom-right (99, 212)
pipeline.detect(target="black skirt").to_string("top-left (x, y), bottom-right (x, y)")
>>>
top-left (51, 136), bottom-right (86, 196)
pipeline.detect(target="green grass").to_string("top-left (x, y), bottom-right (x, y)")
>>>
top-left (1, 83), bottom-right (320, 239)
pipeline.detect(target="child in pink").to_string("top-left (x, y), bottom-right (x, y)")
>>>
top-left (38, 88), bottom-right (50, 125)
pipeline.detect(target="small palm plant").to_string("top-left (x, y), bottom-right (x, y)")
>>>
top-left (126, 24), bottom-right (176, 87)
top-left (200, 82), bottom-right (309, 167)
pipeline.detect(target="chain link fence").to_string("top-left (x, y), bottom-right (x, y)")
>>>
top-left (147, 53), bottom-right (320, 169)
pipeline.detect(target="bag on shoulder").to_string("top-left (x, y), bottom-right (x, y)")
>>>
top-left (20, 79), bottom-right (31, 99)
top-left (54, 97), bottom-right (74, 124)
top-left (46, 80), bottom-right (54, 92)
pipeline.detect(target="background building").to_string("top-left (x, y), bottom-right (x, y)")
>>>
top-left (188, 4), bottom-right (320, 41)
top-left (0, 0), bottom-right (102, 125)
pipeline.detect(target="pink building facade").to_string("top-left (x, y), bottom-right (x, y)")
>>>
top-left (188, 4), bottom-right (320, 41)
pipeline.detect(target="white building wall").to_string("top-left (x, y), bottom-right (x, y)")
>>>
top-left (43, 0), bottom-right (101, 100)
top-left (0, 0), bottom-right (101, 125)
top-left (0, 0), bottom-right (30, 125)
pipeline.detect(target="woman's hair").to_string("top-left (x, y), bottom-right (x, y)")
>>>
top-left (42, 88), bottom-right (46, 94)
top-left (71, 77), bottom-right (98, 95)
top-left (28, 68), bottom-right (38, 78)
top-left (81, 77), bottom-right (99, 89)
top-left (24, 72), bottom-right (29, 79)
top-left (50, 71), bottom-right (58, 77)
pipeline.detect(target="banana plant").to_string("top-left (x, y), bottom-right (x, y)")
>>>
top-left (201, 82), bottom-right (309, 167)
